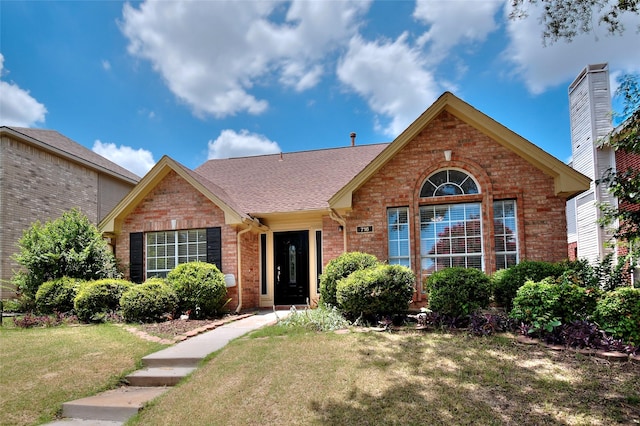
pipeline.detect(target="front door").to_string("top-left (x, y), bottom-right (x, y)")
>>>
top-left (274, 231), bottom-right (309, 305)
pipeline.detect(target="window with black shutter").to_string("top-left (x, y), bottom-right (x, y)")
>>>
top-left (129, 232), bottom-right (144, 283)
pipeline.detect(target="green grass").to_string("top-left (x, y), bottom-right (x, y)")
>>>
top-left (0, 322), bottom-right (166, 425)
top-left (131, 328), bottom-right (640, 425)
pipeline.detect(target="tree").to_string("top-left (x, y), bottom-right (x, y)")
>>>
top-left (597, 74), bottom-right (640, 244)
top-left (12, 208), bottom-right (120, 302)
top-left (510, 0), bottom-right (639, 44)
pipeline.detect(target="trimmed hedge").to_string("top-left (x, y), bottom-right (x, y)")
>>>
top-left (319, 252), bottom-right (379, 307)
top-left (426, 267), bottom-right (491, 317)
top-left (166, 262), bottom-right (228, 319)
top-left (120, 278), bottom-right (178, 323)
top-left (35, 277), bottom-right (83, 314)
top-left (493, 260), bottom-right (566, 311)
top-left (594, 287), bottom-right (640, 345)
top-left (336, 264), bottom-right (415, 317)
top-left (510, 274), bottom-right (601, 330)
top-left (74, 278), bottom-right (133, 322)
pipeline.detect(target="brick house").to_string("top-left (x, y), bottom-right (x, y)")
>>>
top-left (0, 126), bottom-right (140, 298)
top-left (99, 92), bottom-right (590, 311)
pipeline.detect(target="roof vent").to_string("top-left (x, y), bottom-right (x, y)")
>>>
top-left (350, 132), bottom-right (356, 146)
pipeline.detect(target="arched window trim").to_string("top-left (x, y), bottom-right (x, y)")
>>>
top-left (420, 168), bottom-right (480, 198)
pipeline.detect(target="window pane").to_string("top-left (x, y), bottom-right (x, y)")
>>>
top-left (388, 207), bottom-right (410, 266)
top-left (494, 200), bottom-right (519, 271)
top-left (435, 183), bottom-right (462, 197)
top-left (448, 170), bottom-right (467, 185)
top-left (430, 171), bottom-right (448, 186)
top-left (461, 178), bottom-right (479, 194)
top-left (420, 181), bottom-right (436, 197)
top-left (420, 203), bottom-right (484, 276)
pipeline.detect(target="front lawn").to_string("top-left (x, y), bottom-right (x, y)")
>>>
top-left (132, 327), bottom-right (640, 425)
top-left (0, 322), bottom-right (166, 425)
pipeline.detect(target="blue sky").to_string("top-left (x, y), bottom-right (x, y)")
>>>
top-left (1, 1), bottom-right (639, 177)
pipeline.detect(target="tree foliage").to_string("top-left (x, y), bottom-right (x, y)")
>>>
top-left (597, 74), bottom-right (640, 243)
top-left (510, 0), bottom-right (639, 44)
top-left (12, 208), bottom-right (120, 301)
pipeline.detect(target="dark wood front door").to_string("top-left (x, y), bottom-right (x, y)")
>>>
top-left (274, 231), bottom-right (309, 305)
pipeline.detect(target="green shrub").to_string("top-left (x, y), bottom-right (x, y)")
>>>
top-left (493, 260), bottom-right (565, 311)
top-left (120, 278), bottom-right (178, 323)
top-left (425, 267), bottom-right (491, 317)
top-left (166, 262), bottom-right (228, 319)
top-left (319, 252), bottom-right (379, 307)
top-left (35, 277), bottom-right (83, 314)
top-left (336, 264), bottom-right (415, 317)
top-left (12, 208), bottom-right (120, 300)
top-left (74, 278), bottom-right (133, 322)
top-left (510, 275), bottom-right (600, 328)
top-left (554, 272), bottom-right (601, 322)
top-left (594, 287), bottom-right (640, 345)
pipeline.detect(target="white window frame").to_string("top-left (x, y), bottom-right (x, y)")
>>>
top-left (146, 229), bottom-right (207, 278)
top-left (388, 207), bottom-right (411, 267)
top-left (419, 203), bottom-right (483, 274)
top-left (494, 200), bottom-right (519, 270)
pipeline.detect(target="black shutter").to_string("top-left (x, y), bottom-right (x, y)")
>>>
top-left (206, 227), bottom-right (222, 271)
top-left (129, 232), bottom-right (144, 284)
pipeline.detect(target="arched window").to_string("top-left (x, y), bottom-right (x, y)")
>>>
top-left (420, 169), bottom-right (478, 198)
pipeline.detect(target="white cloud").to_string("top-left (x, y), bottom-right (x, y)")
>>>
top-left (337, 33), bottom-right (440, 137)
top-left (92, 140), bottom-right (155, 177)
top-left (101, 59), bottom-right (111, 71)
top-left (0, 54), bottom-right (47, 127)
top-left (503, 2), bottom-right (640, 94)
top-left (120, 0), bottom-right (370, 118)
top-left (208, 129), bottom-right (281, 159)
top-left (414, 0), bottom-right (503, 63)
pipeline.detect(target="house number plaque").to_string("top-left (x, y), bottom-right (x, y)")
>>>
top-left (356, 225), bottom-right (374, 233)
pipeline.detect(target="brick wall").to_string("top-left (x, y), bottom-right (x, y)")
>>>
top-left (116, 170), bottom-right (259, 310)
top-left (344, 111), bottom-right (569, 292)
top-left (238, 231), bottom-right (260, 309)
top-left (322, 215), bottom-right (345, 265)
top-left (0, 136), bottom-right (100, 297)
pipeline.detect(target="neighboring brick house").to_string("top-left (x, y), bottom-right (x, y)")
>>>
top-left (0, 126), bottom-right (140, 298)
top-left (99, 92), bottom-right (590, 311)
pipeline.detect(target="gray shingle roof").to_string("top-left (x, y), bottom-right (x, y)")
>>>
top-left (1, 126), bottom-right (140, 182)
top-left (195, 144), bottom-right (388, 214)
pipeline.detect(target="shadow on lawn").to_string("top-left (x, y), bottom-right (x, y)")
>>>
top-left (309, 332), bottom-right (639, 425)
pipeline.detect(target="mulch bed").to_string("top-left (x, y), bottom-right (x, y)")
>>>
top-left (122, 314), bottom-right (253, 345)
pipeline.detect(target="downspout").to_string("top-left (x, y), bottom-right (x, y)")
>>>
top-left (235, 226), bottom-right (252, 313)
top-left (329, 208), bottom-right (347, 253)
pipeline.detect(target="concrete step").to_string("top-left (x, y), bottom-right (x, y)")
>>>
top-left (142, 355), bottom-right (203, 368)
top-left (44, 418), bottom-right (123, 426)
top-left (125, 366), bottom-right (196, 387)
top-left (62, 387), bottom-right (169, 422)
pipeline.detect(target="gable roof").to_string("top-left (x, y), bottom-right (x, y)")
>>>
top-left (195, 144), bottom-right (388, 214)
top-left (329, 92), bottom-right (591, 209)
top-left (99, 156), bottom-right (257, 233)
top-left (1, 126), bottom-right (140, 183)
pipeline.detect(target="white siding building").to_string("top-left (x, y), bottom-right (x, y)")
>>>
top-left (566, 63), bottom-right (616, 264)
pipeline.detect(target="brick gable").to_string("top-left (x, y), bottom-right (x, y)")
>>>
top-left (117, 170), bottom-right (242, 309)
top-left (344, 111), bottom-right (569, 296)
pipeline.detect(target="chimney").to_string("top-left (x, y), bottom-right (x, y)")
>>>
top-left (350, 132), bottom-right (356, 146)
